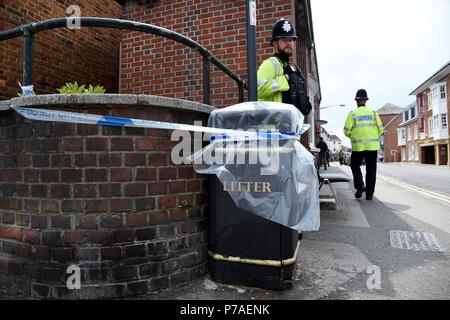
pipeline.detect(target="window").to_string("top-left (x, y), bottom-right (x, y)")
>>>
top-left (410, 106), bottom-right (415, 119)
top-left (442, 114), bottom-right (448, 129)
top-left (401, 129), bottom-right (405, 140)
top-left (434, 115), bottom-right (439, 129)
top-left (414, 125), bottom-right (418, 139)
top-left (428, 118), bottom-right (433, 136)
top-left (407, 127), bottom-right (412, 141)
top-left (427, 93), bottom-right (432, 109)
top-left (440, 85), bottom-right (446, 99)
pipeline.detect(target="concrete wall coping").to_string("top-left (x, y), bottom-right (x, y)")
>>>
top-left (0, 94), bottom-right (215, 114)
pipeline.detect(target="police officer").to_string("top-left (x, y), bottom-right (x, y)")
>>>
top-left (257, 18), bottom-right (311, 116)
top-left (344, 89), bottom-right (384, 200)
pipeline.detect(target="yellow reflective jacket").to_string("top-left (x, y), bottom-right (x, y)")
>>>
top-left (257, 56), bottom-right (290, 102)
top-left (344, 106), bottom-right (384, 152)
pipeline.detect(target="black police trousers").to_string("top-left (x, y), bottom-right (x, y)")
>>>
top-left (350, 150), bottom-right (378, 197)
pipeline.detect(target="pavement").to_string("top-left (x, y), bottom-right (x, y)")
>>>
top-left (136, 162), bottom-right (450, 300)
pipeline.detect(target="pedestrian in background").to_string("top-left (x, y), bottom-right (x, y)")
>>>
top-left (339, 149), bottom-right (344, 166)
top-left (316, 136), bottom-right (328, 170)
top-left (344, 89), bottom-right (384, 200)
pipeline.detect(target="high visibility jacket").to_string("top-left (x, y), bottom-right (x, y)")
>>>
top-left (257, 56), bottom-right (290, 102)
top-left (344, 106), bottom-right (384, 152)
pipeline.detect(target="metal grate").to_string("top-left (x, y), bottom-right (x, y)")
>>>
top-left (390, 230), bottom-right (445, 253)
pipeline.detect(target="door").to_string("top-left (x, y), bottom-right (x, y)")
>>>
top-left (439, 144), bottom-right (448, 165)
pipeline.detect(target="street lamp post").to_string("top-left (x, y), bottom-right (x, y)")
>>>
top-left (320, 104), bottom-right (346, 110)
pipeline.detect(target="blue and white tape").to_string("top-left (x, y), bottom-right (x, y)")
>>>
top-left (18, 82), bottom-right (35, 97)
top-left (13, 106), bottom-right (303, 141)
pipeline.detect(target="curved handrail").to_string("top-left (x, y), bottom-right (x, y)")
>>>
top-left (0, 17), bottom-right (247, 103)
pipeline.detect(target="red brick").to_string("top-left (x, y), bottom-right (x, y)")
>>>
top-left (62, 138), bottom-right (83, 151)
top-left (125, 153), bottom-right (146, 166)
top-left (0, 198), bottom-right (22, 210)
top-left (40, 170), bottom-right (59, 183)
top-left (101, 247), bottom-right (123, 260)
top-left (148, 153), bottom-right (168, 166)
top-left (124, 183), bottom-right (146, 196)
top-left (15, 243), bottom-right (31, 258)
top-left (24, 169), bottom-right (39, 182)
top-left (50, 154), bottom-right (72, 167)
top-left (85, 168), bottom-right (108, 182)
top-left (31, 246), bottom-right (49, 260)
top-left (41, 200), bottom-right (59, 213)
top-left (74, 154), bottom-right (97, 167)
top-left (158, 196), bottom-right (177, 209)
top-left (74, 184), bottom-right (97, 198)
top-left (169, 208), bottom-right (187, 221)
top-left (23, 230), bottom-right (41, 244)
top-left (75, 215), bottom-right (98, 230)
top-left (99, 154), bottom-right (122, 167)
top-left (17, 154), bottom-right (31, 167)
top-left (148, 182), bottom-right (168, 195)
top-left (0, 169), bottom-right (22, 182)
top-left (0, 227), bottom-right (22, 241)
top-left (111, 168), bottom-right (132, 182)
top-left (109, 199), bottom-right (132, 212)
top-left (111, 138), bottom-right (133, 151)
top-left (136, 138), bottom-right (157, 151)
top-left (158, 167), bottom-right (177, 180)
top-left (126, 214), bottom-right (147, 227)
top-left (63, 231), bottom-right (84, 244)
top-left (169, 180), bottom-right (186, 193)
top-left (61, 169), bottom-right (82, 182)
top-left (136, 168), bottom-right (157, 181)
top-left (86, 138), bottom-right (108, 151)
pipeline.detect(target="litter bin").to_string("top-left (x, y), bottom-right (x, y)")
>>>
top-left (206, 104), bottom-right (300, 290)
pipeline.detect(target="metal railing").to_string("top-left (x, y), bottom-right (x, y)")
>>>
top-left (0, 17), bottom-right (248, 104)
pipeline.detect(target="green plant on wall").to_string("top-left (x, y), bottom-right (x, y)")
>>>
top-left (57, 81), bottom-right (106, 94)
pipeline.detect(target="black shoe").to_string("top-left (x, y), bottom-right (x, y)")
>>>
top-left (355, 186), bottom-right (366, 199)
top-left (298, 232), bottom-right (303, 240)
top-left (366, 195), bottom-right (373, 200)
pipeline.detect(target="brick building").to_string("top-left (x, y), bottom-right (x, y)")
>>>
top-left (119, 0), bottom-right (321, 148)
top-left (1, 0), bottom-right (321, 148)
top-left (397, 102), bottom-right (419, 163)
top-left (409, 61), bottom-right (449, 165)
top-left (376, 103), bottom-right (403, 162)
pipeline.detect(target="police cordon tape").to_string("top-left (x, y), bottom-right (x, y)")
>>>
top-left (12, 106), bottom-right (308, 141)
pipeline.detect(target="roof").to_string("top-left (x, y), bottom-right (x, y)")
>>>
top-left (410, 60), bottom-right (450, 95)
top-left (376, 103), bottom-right (403, 115)
top-left (398, 117), bottom-right (417, 128)
top-left (383, 113), bottom-right (402, 129)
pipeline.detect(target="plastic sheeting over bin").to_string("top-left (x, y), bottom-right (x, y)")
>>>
top-left (189, 101), bottom-right (320, 231)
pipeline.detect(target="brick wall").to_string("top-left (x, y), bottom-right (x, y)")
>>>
top-left (0, 0), bottom-right (123, 100)
top-left (120, 0), bottom-right (300, 108)
top-left (381, 114), bottom-right (402, 162)
top-left (0, 102), bottom-right (209, 299)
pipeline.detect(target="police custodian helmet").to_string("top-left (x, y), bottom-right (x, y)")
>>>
top-left (271, 18), bottom-right (297, 42)
top-left (355, 89), bottom-right (369, 100)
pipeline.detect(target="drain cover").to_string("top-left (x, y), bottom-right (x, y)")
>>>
top-left (390, 230), bottom-right (445, 252)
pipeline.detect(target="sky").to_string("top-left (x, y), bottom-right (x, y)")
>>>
top-left (310, 0), bottom-right (450, 146)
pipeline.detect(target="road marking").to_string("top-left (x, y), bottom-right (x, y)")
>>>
top-left (378, 174), bottom-right (450, 205)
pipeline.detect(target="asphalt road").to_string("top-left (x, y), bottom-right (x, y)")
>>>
top-left (377, 162), bottom-right (450, 198)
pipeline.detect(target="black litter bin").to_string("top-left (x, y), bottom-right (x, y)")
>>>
top-left (207, 104), bottom-right (300, 290)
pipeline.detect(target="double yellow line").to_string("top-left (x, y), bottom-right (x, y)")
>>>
top-left (378, 174), bottom-right (450, 205)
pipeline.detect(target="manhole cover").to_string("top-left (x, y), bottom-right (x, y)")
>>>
top-left (390, 230), bottom-right (444, 252)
